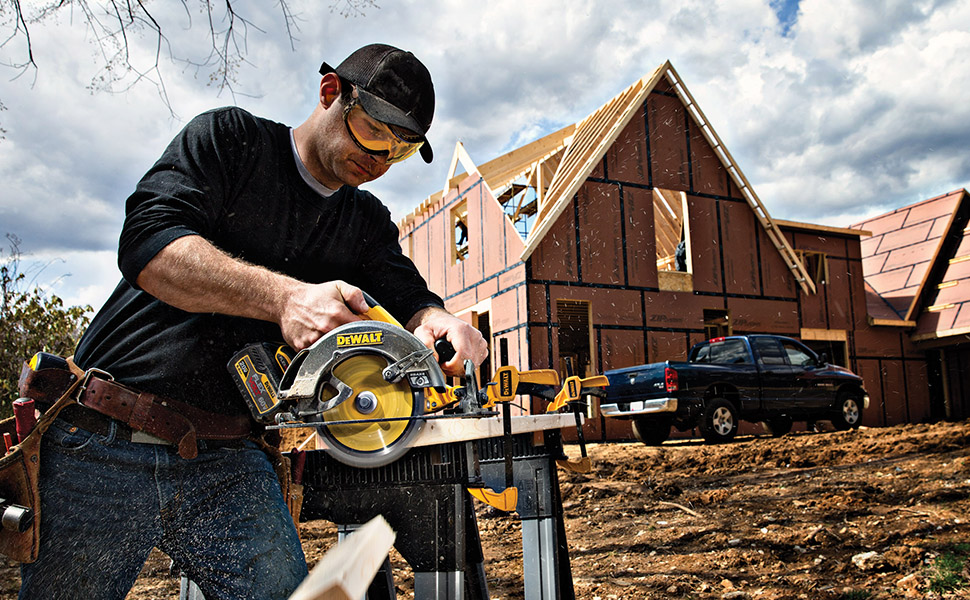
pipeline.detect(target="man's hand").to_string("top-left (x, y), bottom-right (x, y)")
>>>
top-left (279, 281), bottom-right (369, 350)
top-left (407, 307), bottom-right (488, 377)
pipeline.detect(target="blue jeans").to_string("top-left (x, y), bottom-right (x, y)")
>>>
top-left (19, 417), bottom-right (308, 600)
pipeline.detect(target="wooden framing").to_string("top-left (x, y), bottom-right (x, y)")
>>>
top-left (521, 64), bottom-right (667, 258)
top-left (800, 328), bottom-right (848, 342)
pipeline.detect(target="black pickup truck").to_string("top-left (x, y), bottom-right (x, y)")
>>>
top-left (599, 335), bottom-right (869, 445)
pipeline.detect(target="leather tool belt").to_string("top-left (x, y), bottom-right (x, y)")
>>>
top-left (20, 363), bottom-right (252, 460)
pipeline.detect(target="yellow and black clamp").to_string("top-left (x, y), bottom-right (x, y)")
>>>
top-left (547, 371), bottom-right (610, 475)
top-left (468, 365), bottom-right (522, 513)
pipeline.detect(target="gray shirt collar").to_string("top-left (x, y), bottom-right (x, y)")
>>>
top-left (290, 129), bottom-right (337, 198)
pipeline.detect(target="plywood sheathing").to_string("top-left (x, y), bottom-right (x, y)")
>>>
top-left (852, 189), bottom-right (970, 335)
top-left (512, 62), bottom-right (817, 295)
top-left (399, 61), bottom-right (817, 295)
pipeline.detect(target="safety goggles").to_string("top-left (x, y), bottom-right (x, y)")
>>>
top-left (343, 96), bottom-right (424, 165)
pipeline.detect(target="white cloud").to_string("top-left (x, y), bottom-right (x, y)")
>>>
top-left (0, 0), bottom-right (968, 312)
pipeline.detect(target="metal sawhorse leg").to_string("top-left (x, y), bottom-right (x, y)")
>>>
top-left (478, 430), bottom-right (575, 600)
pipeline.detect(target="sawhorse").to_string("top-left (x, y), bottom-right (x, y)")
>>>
top-left (181, 425), bottom-right (576, 599)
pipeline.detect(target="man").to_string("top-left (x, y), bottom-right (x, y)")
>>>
top-left (20, 44), bottom-right (487, 600)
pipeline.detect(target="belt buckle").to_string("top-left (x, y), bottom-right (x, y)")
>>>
top-left (76, 367), bottom-right (115, 407)
top-left (130, 430), bottom-right (171, 445)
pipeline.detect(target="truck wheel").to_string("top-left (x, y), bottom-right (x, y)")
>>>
top-left (831, 391), bottom-right (863, 430)
top-left (632, 416), bottom-right (671, 446)
top-left (762, 416), bottom-right (793, 437)
top-left (699, 398), bottom-right (738, 443)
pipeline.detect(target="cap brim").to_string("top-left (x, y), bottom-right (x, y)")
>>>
top-left (419, 143), bottom-right (433, 163)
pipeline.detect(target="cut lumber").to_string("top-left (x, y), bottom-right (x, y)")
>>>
top-left (287, 515), bottom-right (396, 600)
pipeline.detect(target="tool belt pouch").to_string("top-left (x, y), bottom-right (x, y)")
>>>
top-left (0, 365), bottom-right (78, 563)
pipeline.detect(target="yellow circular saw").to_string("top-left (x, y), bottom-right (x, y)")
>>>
top-left (277, 320), bottom-right (448, 468)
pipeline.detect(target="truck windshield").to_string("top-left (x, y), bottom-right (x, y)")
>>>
top-left (693, 339), bottom-right (751, 364)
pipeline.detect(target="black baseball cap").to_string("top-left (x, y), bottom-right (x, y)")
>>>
top-left (320, 44), bottom-right (435, 163)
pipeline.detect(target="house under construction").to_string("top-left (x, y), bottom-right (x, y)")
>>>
top-left (397, 61), bottom-right (958, 441)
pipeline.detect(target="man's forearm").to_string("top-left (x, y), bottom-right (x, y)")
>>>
top-left (135, 235), bottom-right (369, 350)
top-left (136, 235), bottom-right (293, 323)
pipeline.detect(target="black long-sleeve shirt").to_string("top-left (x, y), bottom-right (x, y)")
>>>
top-left (75, 107), bottom-right (442, 415)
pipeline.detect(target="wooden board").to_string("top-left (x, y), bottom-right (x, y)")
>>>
top-left (312, 413), bottom-right (579, 453)
top-left (288, 515), bottom-right (395, 600)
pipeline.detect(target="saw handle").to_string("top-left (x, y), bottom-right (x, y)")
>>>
top-left (360, 290), bottom-right (457, 367)
top-left (360, 291), bottom-right (402, 327)
top-left (434, 338), bottom-right (456, 363)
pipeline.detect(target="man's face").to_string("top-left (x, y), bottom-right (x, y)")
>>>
top-left (326, 99), bottom-right (393, 188)
top-left (302, 75), bottom-right (424, 190)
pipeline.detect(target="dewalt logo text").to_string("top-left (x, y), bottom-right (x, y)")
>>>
top-left (336, 331), bottom-right (384, 347)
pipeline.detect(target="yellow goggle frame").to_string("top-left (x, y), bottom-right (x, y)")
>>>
top-left (344, 99), bottom-right (424, 164)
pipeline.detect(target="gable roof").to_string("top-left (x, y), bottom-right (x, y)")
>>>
top-left (401, 61), bottom-right (818, 294)
top-left (852, 188), bottom-right (970, 339)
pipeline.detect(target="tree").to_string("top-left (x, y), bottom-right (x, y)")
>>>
top-left (0, 234), bottom-right (92, 418)
top-left (0, 0), bottom-right (378, 121)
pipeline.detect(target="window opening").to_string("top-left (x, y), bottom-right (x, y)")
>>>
top-left (654, 188), bottom-right (691, 273)
top-left (796, 250), bottom-right (828, 288)
top-left (703, 309), bottom-right (732, 340)
top-left (556, 300), bottom-right (592, 378)
top-left (496, 150), bottom-right (563, 240)
top-left (497, 180), bottom-right (538, 239)
top-left (451, 200), bottom-right (469, 263)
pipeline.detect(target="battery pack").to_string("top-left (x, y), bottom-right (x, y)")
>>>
top-left (228, 343), bottom-right (296, 424)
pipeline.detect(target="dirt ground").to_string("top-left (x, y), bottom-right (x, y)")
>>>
top-left (1, 419), bottom-right (968, 599)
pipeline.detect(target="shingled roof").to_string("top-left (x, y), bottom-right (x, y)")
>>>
top-left (852, 188), bottom-right (970, 342)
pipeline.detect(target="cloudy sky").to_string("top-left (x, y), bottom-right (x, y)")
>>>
top-left (1, 0), bottom-right (968, 312)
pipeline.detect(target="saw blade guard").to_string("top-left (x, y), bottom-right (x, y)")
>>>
top-left (278, 320), bottom-right (448, 402)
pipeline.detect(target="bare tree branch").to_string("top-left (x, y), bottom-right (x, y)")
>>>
top-left (0, 0), bottom-right (318, 111)
top-left (0, 0), bottom-right (39, 80)
top-left (0, 0), bottom-right (379, 135)
top-left (330, 0), bottom-right (378, 18)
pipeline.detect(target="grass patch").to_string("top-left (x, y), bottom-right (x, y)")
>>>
top-left (926, 543), bottom-right (970, 594)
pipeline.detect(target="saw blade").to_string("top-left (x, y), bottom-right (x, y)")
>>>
top-left (316, 353), bottom-right (424, 467)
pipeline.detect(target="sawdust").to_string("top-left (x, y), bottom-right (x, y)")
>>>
top-left (0, 420), bottom-right (967, 599)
